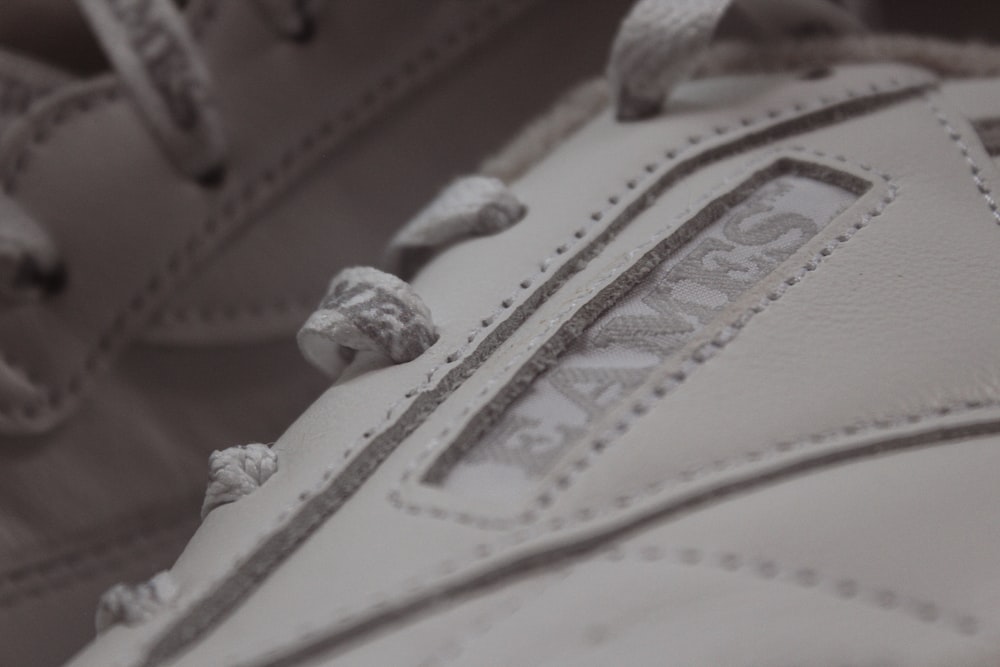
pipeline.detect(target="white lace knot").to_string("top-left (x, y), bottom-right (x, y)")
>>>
top-left (298, 267), bottom-right (438, 378)
top-left (202, 443), bottom-right (278, 518)
top-left (95, 570), bottom-right (178, 633)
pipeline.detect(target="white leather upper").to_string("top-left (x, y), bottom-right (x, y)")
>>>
top-left (0, 0), bottom-right (552, 435)
top-left (66, 54), bottom-right (1000, 667)
top-left (0, 1), bottom-right (643, 664)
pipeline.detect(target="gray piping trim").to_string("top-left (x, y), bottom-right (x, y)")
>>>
top-left (244, 408), bottom-right (1000, 667)
top-left (417, 156), bottom-right (870, 491)
top-left (0, 503), bottom-right (199, 608)
top-left (138, 77), bottom-right (928, 667)
top-left (0, 0), bottom-right (540, 434)
top-left (147, 33), bottom-right (1000, 339)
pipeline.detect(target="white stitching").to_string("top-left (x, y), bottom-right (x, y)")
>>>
top-left (106, 73), bottom-right (925, 356)
top-left (0, 503), bottom-right (199, 608)
top-left (603, 545), bottom-right (978, 637)
top-left (143, 74), bottom-right (932, 664)
top-left (924, 93), bottom-right (1000, 224)
top-left (300, 74), bottom-right (925, 488)
top-left (316, 399), bottom-right (997, 654)
top-left (391, 146), bottom-right (895, 528)
top-left (426, 544), bottom-right (979, 666)
top-left (0, 0), bottom-right (534, 425)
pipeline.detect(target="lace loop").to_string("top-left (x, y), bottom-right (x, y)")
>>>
top-left (609, 0), bottom-right (866, 120)
top-left (76, 0), bottom-right (228, 180)
top-left (298, 267), bottom-right (438, 378)
top-left (384, 176), bottom-right (527, 280)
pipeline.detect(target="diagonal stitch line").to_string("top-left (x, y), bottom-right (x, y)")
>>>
top-left (0, 75), bottom-right (927, 424)
top-left (604, 545), bottom-right (979, 637)
top-left (0, 512), bottom-right (199, 609)
top-left (924, 93), bottom-right (1000, 224)
top-left (248, 406), bottom-right (998, 667)
top-left (427, 543), bottom-right (979, 667)
top-left (141, 77), bottom-right (927, 667)
top-left (149, 293), bottom-right (317, 331)
top-left (0, 0), bottom-right (535, 428)
top-left (0, 496), bottom-right (202, 607)
top-left (391, 146), bottom-right (893, 527)
top-left (348, 80), bottom-right (922, 476)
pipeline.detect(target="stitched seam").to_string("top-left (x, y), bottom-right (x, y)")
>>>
top-left (390, 146), bottom-right (895, 528)
top-left (1, 80), bottom-right (122, 192)
top-left (328, 76), bottom-right (923, 474)
top-left (0, 501), bottom-right (198, 579)
top-left (427, 544), bottom-right (979, 665)
top-left (0, 503), bottom-right (200, 608)
top-left (0, 0), bottom-right (533, 424)
top-left (0, 72), bottom-right (922, 417)
top-left (187, 0), bottom-right (222, 39)
top-left (456, 76), bottom-right (915, 345)
top-left (149, 293), bottom-right (317, 329)
top-left (154, 74), bottom-right (926, 333)
top-left (601, 545), bottom-right (980, 637)
top-left (293, 400), bottom-right (998, 664)
top-left (924, 93), bottom-right (1000, 224)
top-left (141, 76), bottom-right (928, 666)
top-left (556, 400), bottom-right (1000, 526)
top-left (394, 149), bottom-right (799, 488)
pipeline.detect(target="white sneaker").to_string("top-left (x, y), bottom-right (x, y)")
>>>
top-left (0, 1), bottom-right (636, 665)
top-left (67, 0), bottom-right (1000, 665)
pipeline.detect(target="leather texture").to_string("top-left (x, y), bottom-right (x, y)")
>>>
top-left (67, 58), bottom-right (1000, 667)
top-left (0, 0), bottom-right (635, 435)
top-left (0, 1), bottom-right (638, 665)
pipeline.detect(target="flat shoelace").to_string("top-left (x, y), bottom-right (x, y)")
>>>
top-left (609, 0), bottom-right (866, 119)
top-left (0, 0), bottom-right (867, 309)
top-left (76, 0), bottom-right (332, 181)
top-left (0, 0), bottom-right (327, 304)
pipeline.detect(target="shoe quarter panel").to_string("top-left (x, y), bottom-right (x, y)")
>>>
top-left (76, 64), bottom-right (978, 667)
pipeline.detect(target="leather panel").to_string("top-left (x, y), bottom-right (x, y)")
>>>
top-left (142, 0), bottom-right (634, 346)
top-left (333, 435), bottom-right (1000, 667)
top-left (62, 64), bottom-right (945, 667)
top-left (0, 0), bottom-right (541, 434)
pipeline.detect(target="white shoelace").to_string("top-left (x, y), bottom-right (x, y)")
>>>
top-left (77, 0), bottom-right (331, 181)
top-left (0, 0), bottom-right (866, 309)
top-left (0, 0), bottom-right (327, 304)
top-left (299, 0), bottom-right (871, 377)
top-left (608, 0), bottom-right (866, 119)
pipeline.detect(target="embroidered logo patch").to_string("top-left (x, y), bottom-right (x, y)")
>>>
top-left (426, 166), bottom-right (862, 503)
